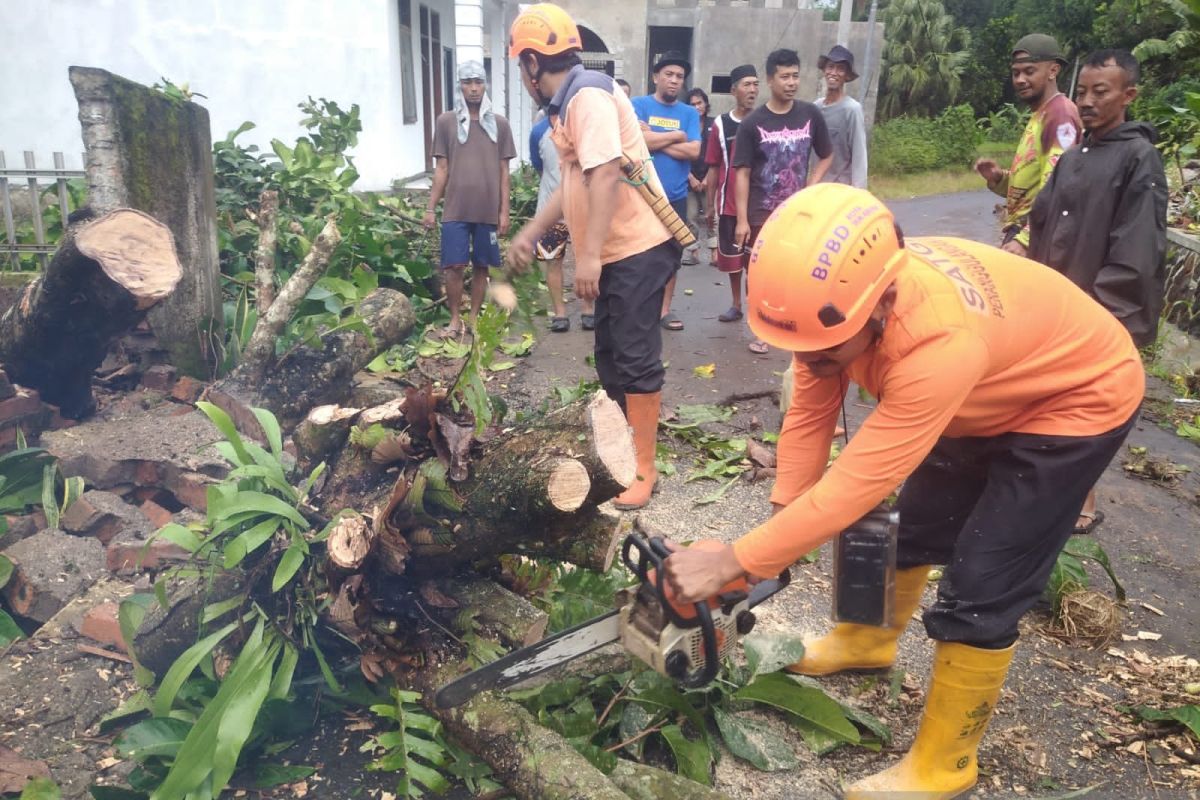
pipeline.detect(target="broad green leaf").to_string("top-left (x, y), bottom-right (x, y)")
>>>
top-left (1135, 705), bottom-right (1200, 739)
top-left (99, 690), bottom-right (154, 734)
top-left (42, 463), bottom-right (60, 530)
top-left (1062, 536), bottom-right (1126, 602)
top-left (61, 476), bottom-right (84, 516)
top-left (566, 739), bottom-right (617, 774)
top-left (114, 717), bottom-right (193, 760)
top-left (272, 542), bottom-right (307, 591)
top-left (660, 724), bottom-right (713, 785)
top-left (617, 702), bottom-right (655, 759)
top-left (735, 672), bottom-right (859, 743)
top-left (250, 764), bottom-right (317, 789)
top-left (201, 596), bottom-right (244, 625)
top-left (207, 490), bottom-right (306, 529)
top-left (152, 620), bottom-right (240, 717)
top-left (19, 778), bottom-right (61, 800)
top-left (196, 401), bottom-right (252, 466)
top-left (222, 517), bottom-right (279, 568)
top-left (119, 594), bottom-right (156, 668)
top-left (791, 716), bottom-right (847, 754)
top-left (0, 609), bottom-right (24, 646)
top-left (211, 640), bottom-right (280, 791)
top-left (154, 523), bottom-right (203, 554)
top-left (713, 707), bottom-right (800, 771)
top-left (743, 632), bottom-right (807, 679)
top-left (0, 553), bottom-right (12, 588)
top-left (251, 408), bottom-right (284, 462)
top-left (268, 643), bottom-right (299, 701)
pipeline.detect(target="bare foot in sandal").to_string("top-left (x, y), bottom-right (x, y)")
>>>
top-left (748, 339), bottom-right (768, 354)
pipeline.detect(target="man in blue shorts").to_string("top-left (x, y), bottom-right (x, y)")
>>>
top-left (424, 61), bottom-right (518, 333)
top-left (632, 51), bottom-right (700, 332)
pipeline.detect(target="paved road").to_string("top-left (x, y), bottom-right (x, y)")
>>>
top-left (509, 190), bottom-right (1000, 410)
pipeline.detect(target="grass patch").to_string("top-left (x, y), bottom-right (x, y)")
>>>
top-left (869, 168), bottom-right (985, 200)
top-left (977, 140), bottom-right (1016, 161)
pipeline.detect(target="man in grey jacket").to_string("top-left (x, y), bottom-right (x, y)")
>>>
top-left (814, 45), bottom-right (868, 189)
top-left (1030, 48), bottom-right (1167, 534)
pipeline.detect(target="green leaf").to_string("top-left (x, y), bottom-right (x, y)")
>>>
top-left (119, 594), bottom-right (156, 669)
top-left (152, 620), bottom-right (240, 717)
top-left (99, 690), bottom-right (153, 734)
top-left (272, 540), bottom-right (307, 591)
top-left (223, 517), bottom-right (279, 569)
top-left (660, 724), bottom-right (713, 785)
top-left (1062, 536), bottom-right (1126, 602)
top-left (0, 609), bottom-right (24, 646)
top-left (251, 763), bottom-right (317, 789)
top-left (734, 672), bottom-right (859, 743)
top-left (19, 778), bottom-right (61, 800)
top-left (713, 707), bottom-right (800, 771)
top-left (114, 717), bottom-right (193, 760)
top-left (269, 643), bottom-right (299, 701)
top-left (42, 462), bottom-right (60, 530)
top-left (1135, 705), bottom-right (1200, 739)
top-left (154, 523), bottom-right (203, 554)
top-left (0, 553), bottom-right (12, 589)
top-left (88, 787), bottom-right (148, 800)
top-left (207, 490), bottom-right (307, 529)
top-left (743, 632), bottom-right (807, 680)
top-left (201, 595), bottom-right (244, 625)
top-left (196, 401), bottom-right (253, 466)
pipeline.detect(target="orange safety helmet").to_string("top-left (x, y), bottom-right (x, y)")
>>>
top-left (508, 3), bottom-right (582, 58)
top-left (747, 184), bottom-right (907, 352)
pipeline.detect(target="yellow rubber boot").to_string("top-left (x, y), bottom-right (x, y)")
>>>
top-left (786, 565), bottom-right (930, 676)
top-left (613, 391), bottom-right (661, 510)
top-left (845, 641), bottom-right (1016, 800)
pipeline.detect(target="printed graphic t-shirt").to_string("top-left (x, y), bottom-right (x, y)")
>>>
top-left (705, 111), bottom-right (744, 217)
top-left (631, 94), bottom-right (701, 202)
top-left (732, 101), bottom-right (832, 226)
top-left (991, 93), bottom-right (1081, 246)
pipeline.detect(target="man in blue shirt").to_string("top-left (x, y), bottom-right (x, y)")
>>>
top-left (632, 51), bottom-right (700, 332)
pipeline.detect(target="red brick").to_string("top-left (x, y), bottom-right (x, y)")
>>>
top-left (139, 499), bottom-right (173, 529)
top-left (169, 472), bottom-right (211, 511)
top-left (170, 376), bottom-right (204, 404)
top-left (107, 537), bottom-right (190, 573)
top-left (0, 389), bottom-right (43, 423)
top-left (78, 601), bottom-right (128, 653)
top-left (47, 407), bottom-right (78, 430)
top-left (142, 365), bottom-right (178, 393)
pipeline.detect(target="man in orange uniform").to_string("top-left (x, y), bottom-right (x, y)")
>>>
top-left (506, 4), bottom-right (677, 510)
top-left (663, 183), bottom-right (1143, 799)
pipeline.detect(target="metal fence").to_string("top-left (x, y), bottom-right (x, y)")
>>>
top-left (0, 151), bottom-right (86, 270)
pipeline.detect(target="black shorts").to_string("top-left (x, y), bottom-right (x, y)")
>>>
top-left (715, 215), bottom-right (760, 273)
top-left (896, 411), bottom-right (1138, 648)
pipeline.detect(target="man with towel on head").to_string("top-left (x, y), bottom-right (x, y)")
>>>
top-left (424, 61), bottom-right (517, 333)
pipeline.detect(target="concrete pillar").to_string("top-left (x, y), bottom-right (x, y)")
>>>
top-left (836, 0), bottom-right (853, 48)
top-left (69, 66), bottom-right (223, 379)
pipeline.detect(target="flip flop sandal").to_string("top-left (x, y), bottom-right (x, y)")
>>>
top-left (1074, 509), bottom-right (1105, 535)
top-left (681, 252), bottom-right (700, 266)
top-left (660, 313), bottom-right (684, 331)
top-left (748, 340), bottom-right (769, 354)
top-left (549, 316), bottom-right (571, 333)
top-left (580, 314), bottom-right (596, 331)
top-left (718, 307), bottom-right (744, 323)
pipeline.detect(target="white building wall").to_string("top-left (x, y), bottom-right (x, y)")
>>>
top-left (0, 0), bottom-right (456, 190)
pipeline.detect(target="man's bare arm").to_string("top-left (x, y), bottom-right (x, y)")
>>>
top-left (661, 140), bottom-right (701, 161)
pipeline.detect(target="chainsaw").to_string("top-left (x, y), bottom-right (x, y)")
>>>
top-left (434, 527), bottom-right (791, 709)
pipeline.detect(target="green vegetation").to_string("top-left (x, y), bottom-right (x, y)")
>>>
top-left (878, 0), bottom-right (971, 119)
top-left (870, 104), bottom-right (980, 176)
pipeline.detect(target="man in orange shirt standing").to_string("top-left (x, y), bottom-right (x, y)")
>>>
top-left (507, 3), bottom-right (678, 510)
top-left (664, 184), bottom-right (1143, 799)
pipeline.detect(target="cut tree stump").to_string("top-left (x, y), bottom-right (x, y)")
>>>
top-left (0, 208), bottom-right (182, 418)
top-left (442, 579), bottom-right (549, 648)
top-left (292, 404), bottom-right (361, 469)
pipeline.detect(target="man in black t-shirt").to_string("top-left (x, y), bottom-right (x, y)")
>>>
top-left (733, 48), bottom-right (833, 353)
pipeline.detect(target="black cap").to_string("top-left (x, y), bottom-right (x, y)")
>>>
top-left (653, 50), bottom-right (692, 77)
top-left (817, 44), bottom-right (859, 81)
top-left (729, 64), bottom-right (758, 85)
top-left (1012, 33), bottom-right (1069, 68)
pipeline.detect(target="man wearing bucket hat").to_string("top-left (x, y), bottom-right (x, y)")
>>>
top-left (975, 33), bottom-right (1082, 256)
top-left (815, 45), bottom-right (867, 189)
top-left (662, 183), bottom-right (1143, 798)
top-left (506, 3), bottom-right (678, 511)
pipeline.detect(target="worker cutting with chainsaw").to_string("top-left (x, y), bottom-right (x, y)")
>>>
top-left (506, 3), bottom-right (691, 511)
top-left (663, 182), bottom-right (1144, 799)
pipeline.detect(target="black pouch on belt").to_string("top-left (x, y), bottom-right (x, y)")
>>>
top-left (831, 504), bottom-right (898, 626)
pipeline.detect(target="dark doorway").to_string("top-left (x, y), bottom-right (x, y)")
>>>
top-left (647, 26), bottom-right (693, 90)
top-left (420, 4), bottom-right (446, 172)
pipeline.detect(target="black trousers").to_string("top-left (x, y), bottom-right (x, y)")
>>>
top-left (594, 240), bottom-right (680, 403)
top-left (896, 412), bottom-right (1137, 649)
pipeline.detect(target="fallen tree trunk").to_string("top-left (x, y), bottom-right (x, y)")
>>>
top-left (293, 404), bottom-right (361, 469)
top-left (209, 287), bottom-right (417, 434)
top-left (415, 658), bottom-right (634, 800)
top-left (0, 208), bottom-right (181, 418)
top-left (610, 760), bottom-right (733, 800)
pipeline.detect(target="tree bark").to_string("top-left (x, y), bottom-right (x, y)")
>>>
top-left (253, 189), bottom-right (279, 313)
top-left (208, 287), bottom-right (417, 435)
top-left (610, 760), bottom-right (733, 800)
top-left (414, 659), bottom-right (634, 800)
top-left (442, 579), bottom-right (549, 648)
top-left (292, 404), bottom-right (361, 470)
top-left (238, 213), bottom-right (340, 382)
top-left (0, 208), bottom-right (182, 418)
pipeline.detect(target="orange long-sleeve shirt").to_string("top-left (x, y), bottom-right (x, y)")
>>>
top-left (733, 236), bottom-right (1144, 579)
